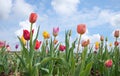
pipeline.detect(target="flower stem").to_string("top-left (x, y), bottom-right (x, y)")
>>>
top-left (76, 34), bottom-right (82, 59)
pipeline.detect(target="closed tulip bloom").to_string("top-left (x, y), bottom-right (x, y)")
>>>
top-left (6, 44), bottom-right (11, 52)
top-left (105, 59), bottom-right (113, 68)
top-left (109, 43), bottom-right (112, 47)
top-left (0, 41), bottom-right (5, 48)
top-left (15, 44), bottom-right (19, 49)
top-left (29, 13), bottom-right (37, 23)
top-left (43, 31), bottom-right (50, 39)
top-left (114, 30), bottom-right (119, 38)
top-left (53, 39), bottom-right (58, 45)
top-left (35, 40), bottom-right (42, 50)
top-left (53, 27), bottom-right (59, 37)
top-left (59, 45), bottom-right (66, 51)
top-left (100, 35), bottom-right (104, 41)
top-left (21, 36), bottom-right (26, 45)
top-left (23, 30), bottom-right (30, 40)
top-left (95, 42), bottom-right (99, 50)
top-left (114, 41), bottom-right (119, 46)
top-left (77, 24), bottom-right (86, 35)
top-left (81, 39), bottom-right (90, 47)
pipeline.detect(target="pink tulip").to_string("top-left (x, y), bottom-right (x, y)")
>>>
top-left (105, 59), bottom-right (113, 68)
top-left (114, 30), bottom-right (119, 38)
top-left (0, 41), bottom-right (5, 48)
top-left (53, 27), bottom-right (59, 37)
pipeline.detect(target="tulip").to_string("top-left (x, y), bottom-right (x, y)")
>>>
top-left (0, 41), bottom-right (5, 48)
top-left (35, 40), bottom-right (42, 50)
top-left (105, 59), bottom-right (113, 68)
top-left (23, 30), bottom-right (30, 40)
top-left (109, 43), bottom-right (112, 47)
top-left (114, 41), bottom-right (119, 46)
top-left (77, 24), bottom-right (86, 35)
top-left (114, 30), bottom-right (119, 38)
top-left (100, 35), bottom-right (104, 41)
top-left (43, 31), bottom-right (50, 39)
top-left (15, 44), bottom-right (19, 49)
top-left (29, 13), bottom-right (37, 23)
top-left (95, 42), bottom-right (99, 50)
top-left (81, 39), bottom-right (90, 47)
top-left (6, 44), bottom-right (11, 52)
top-left (53, 27), bottom-right (59, 37)
top-left (53, 39), bottom-right (58, 45)
top-left (59, 45), bottom-right (66, 51)
top-left (21, 36), bottom-right (26, 45)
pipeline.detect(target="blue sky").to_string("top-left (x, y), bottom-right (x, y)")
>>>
top-left (0, 0), bottom-right (120, 50)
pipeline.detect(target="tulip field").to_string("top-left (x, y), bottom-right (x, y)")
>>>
top-left (0, 12), bottom-right (120, 76)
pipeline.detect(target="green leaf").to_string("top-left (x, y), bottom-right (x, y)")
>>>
top-left (80, 62), bottom-right (93, 76)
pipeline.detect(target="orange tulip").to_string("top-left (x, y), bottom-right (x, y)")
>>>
top-left (53, 39), bottom-right (58, 45)
top-left (114, 30), bottom-right (119, 38)
top-left (95, 42), bottom-right (99, 50)
top-left (81, 39), bottom-right (90, 47)
top-left (77, 24), bottom-right (86, 35)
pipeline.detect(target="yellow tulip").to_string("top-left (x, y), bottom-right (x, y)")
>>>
top-left (42, 31), bottom-right (50, 39)
top-left (109, 43), bottom-right (112, 47)
top-left (21, 36), bottom-right (26, 45)
top-left (95, 42), bottom-right (99, 50)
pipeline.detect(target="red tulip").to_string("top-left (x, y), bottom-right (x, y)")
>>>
top-left (23, 30), bottom-right (30, 40)
top-left (105, 59), bottom-right (113, 68)
top-left (35, 40), bottom-right (42, 50)
top-left (59, 45), bottom-right (66, 51)
top-left (29, 13), bottom-right (37, 23)
top-left (77, 24), bottom-right (86, 35)
top-left (114, 30), bottom-right (119, 38)
top-left (114, 41), bottom-right (119, 46)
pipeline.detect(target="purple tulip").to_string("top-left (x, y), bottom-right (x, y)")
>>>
top-left (15, 44), bottom-right (19, 49)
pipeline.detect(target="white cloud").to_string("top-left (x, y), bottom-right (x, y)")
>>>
top-left (0, 0), bottom-right (12, 19)
top-left (51, 0), bottom-right (80, 16)
top-left (110, 14), bottom-right (120, 28)
top-left (12, 0), bottom-right (34, 18)
top-left (15, 20), bottom-right (38, 38)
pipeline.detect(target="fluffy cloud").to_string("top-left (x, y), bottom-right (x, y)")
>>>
top-left (15, 20), bottom-right (38, 38)
top-left (110, 14), bottom-right (120, 28)
top-left (51, 0), bottom-right (80, 16)
top-left (0, 0), bottom-right (12, 19)
top-left (12, 0), bottom-right (34, 18)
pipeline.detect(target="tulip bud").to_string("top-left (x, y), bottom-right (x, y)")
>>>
top-left (35, 40), bottom-right (42, 50)
top-left (114, 30), bottom-right (119, 38)
top-left (114, 41), bottom-right (119, 46)
top-left (105, 59), bottom-right (113, 68)
top-left (53, 39), bottom-right (58, 45)
top-left (15, 44), bottom-right (19, 49)
top-left (100, 35), bottom-right (104, 41)
top-left (53, 27), bottom-right (59, 37)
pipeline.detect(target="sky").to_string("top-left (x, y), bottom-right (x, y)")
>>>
top-left (0, 0), bottom-right (120, 50)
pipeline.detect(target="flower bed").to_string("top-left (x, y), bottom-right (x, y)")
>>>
top-left (0, 12), bottom-right (120, 76)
